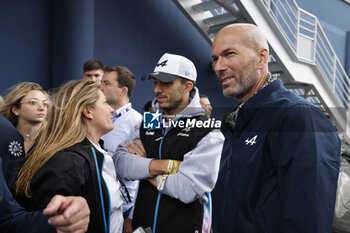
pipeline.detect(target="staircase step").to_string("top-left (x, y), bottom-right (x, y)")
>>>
top-left (192, 0), bottom-right (235, 12)
top-left (203, 13), bottom-right (237, 26)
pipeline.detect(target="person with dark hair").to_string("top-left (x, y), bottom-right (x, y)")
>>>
top-left (114, 53), bottom-right (224, 233)
top-left (82, 59), bottom-right (104, 85)
top-left (100, 66), bottom-right (142, 233)
top-left (199, 94), bottom-right (212, 117)
top-left (211, 23), bottom-right (340, 233)
top-left (143, 100), bottom-right (153, 112)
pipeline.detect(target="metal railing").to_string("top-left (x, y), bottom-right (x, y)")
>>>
top-left (260, 0), bottom-right (350, 110)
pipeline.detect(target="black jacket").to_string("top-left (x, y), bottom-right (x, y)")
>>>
top-left (133, 115), bottom-right (213, 233)
top-left (22, 138), bottom-right (111, 233)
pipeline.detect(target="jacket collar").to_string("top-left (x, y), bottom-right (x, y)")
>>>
top-left (235, 79), bottom-right (284, 133)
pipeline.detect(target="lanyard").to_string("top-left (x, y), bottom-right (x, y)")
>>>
top-left (112, 106), bottom-right (132, 123)
top-left (91, 146), bottom-right (110, 233)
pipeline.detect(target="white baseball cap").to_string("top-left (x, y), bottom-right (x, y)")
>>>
top-left (142, 53), bottom-right (197, 82)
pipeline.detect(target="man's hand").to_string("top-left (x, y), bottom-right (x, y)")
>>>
top-left (148, 177), bottom-right (158, 187)
top-left (43, 195), bottom-right (90, 233)
top-left (125, 141), bottom-right (146, 157)
top-left (126, 141), bottom-right (182, 177)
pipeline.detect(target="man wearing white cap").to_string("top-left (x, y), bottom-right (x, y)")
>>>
top-left (113, 53), bottom-right (224, 233)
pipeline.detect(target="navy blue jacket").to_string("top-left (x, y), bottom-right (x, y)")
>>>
top-left (0, 115), bottom-right (26, 189)
top-left (212, 79), bottom-right (340, 233)
top-left (0, 115), bottom-right (55, 233)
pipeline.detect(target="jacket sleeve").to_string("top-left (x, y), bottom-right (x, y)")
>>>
top-left (0, 118), bottom-right (25, 189)
top-left (157, 129), bottom-right (224, 204)
top-left (0, 157), bottom-right (55, 233)
top-left (270, 104), bottom-right (340, 233)
top-left (29, 152), bottom-right (89, 210)
top-left (113, 146), bottom-right (152, 180)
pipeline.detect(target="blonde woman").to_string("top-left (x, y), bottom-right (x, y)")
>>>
top-left (15, 80), bottom-right (123, 233)
top-left (0, 82), bottom-right (50, 190)
top-left (0, 82), bottom-right (50, 154)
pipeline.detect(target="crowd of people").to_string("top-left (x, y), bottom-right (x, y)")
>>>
top-left (0, 23), bottom-right (341, 233)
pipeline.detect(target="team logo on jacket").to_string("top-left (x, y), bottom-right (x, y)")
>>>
top-left (177, 127), bottom-right (191, 137)
top-left (8, 140), bottom-right (24, 157)
top-left (144, 110), bottom-right (162, 129)
top-left (245, 135), bottom-right (257, 146)
top-left (145, 130), bottom-right (155, 136)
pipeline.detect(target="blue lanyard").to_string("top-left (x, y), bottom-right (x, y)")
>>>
top-left (152, 123), bottom-right (174, 232)
top-left (91, 146), bottom-right (110, 233)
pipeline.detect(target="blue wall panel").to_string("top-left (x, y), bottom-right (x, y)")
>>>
top-left (0, 0), bottom-right (52, 93)
top-left (51, 0), bottom-right (95, 87)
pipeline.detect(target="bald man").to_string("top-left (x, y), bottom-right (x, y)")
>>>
top-left (211, 23), bottom-right (340, 233)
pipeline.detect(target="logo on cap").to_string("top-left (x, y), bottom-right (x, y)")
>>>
top-left (156, 60), bottom-right (168, 67)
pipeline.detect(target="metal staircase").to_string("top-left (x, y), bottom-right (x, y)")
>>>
top-left (173, 0), bottom-right (350, 143)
